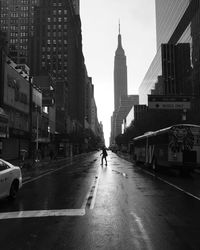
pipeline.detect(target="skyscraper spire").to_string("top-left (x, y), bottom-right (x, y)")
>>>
top-left (114, 21), bottom-right (127, 110)
top-left (116, 21), bottom-right (124, 54)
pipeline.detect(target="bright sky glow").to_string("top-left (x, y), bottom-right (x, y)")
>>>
top-left (80, 0), bottom-right (157, 146)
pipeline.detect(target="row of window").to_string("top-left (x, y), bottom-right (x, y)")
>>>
top-left (0, 25), bottom-right (29, 31)
top-left (20, 6), bottom-right (29, 11)
top-left (53, 2), bottom-right (63, 7)
top-left (21, 0), bottom-right (29, 4)
top-left (9, 18), bottom-right (30, 24)
top-left (1, 0), bottom-right (38, 6)
top-left (52, 9), bottom-right (67, 15)
top-left (47, 40), bottom-right (67, 45)
top-left (41, 61), bottom-right (67, 70)
top-left (10, 25), bottom-right (32, 31)
top-left (0, 14), bottom-right (8, 18)
top-left (42, 47), bottom-right (67, 52)
top-left (47, 17), bottom-right (67, 23)
top-left (42, 54), bottom-right (68, 61)
top-left (47, 24), bottom-right (67, 30)
top-left (9, 45), bottom-right (28, 50)
top-left (10, 32), bottom-right (28, 37)
top-left (10, 12), bottom-right (29, 18)
top-left (10, 38), bottom-right (28, 44)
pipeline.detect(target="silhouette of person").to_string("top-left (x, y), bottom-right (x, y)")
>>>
top-left (100, 147), bottom-right (107, 166)
top-left (49, 150), bottom-right (54, 160)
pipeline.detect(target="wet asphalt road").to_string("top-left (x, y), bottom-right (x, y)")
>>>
top-left (0, 151), bottom-right (200, 250)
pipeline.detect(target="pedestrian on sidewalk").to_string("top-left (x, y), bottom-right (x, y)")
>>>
top-left (49, 150), bottom-right (54, 160)
top-left (100, 146), bottom-right (108, 166)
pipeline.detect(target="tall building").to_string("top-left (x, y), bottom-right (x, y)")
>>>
top-left (155, 0), bottom-right (190, 49)
top-left (110, 24), bottom-right (138, 146)
top-left (31, 0), bottom-right (86, 134)
top-left (139, 0), bottom-right (200, 104)
top-left (114, 23), bottom-right (127, 111)
top-left (0, 0), bottom-right (40, 65)
top-left (0, 0), bottom-right (100, 157)
top-left (112, 95), bottom-right (139, 139)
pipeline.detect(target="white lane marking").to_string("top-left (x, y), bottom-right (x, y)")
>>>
top-left (82, 166), bottom-right (101, 210)
top-left (81, 165), bottom-right (102, 209)
top-left (130, 212), bottom-right (153, 250)
top-left (89, 166), bottom-right (102, 209)
top-left (81, 181), bottom-right (95, 209)
top-left (0, 209), bottom-right (85, 220)
top-left (142, 169), bottom-right (200, 201)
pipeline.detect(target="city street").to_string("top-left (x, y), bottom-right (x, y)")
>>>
top-left (0, 151), bottom-right (200, 250)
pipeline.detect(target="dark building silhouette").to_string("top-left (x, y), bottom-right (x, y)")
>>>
top-left (161, 43), bottom-right (191, 95)
top-left (31, 1), bottom-right (86, 136)
top-left (0, 0), bottom-right (104, 157)
top-left (114, 23), bottom-right (127, 111)
top-left (139, 0), bottom-right (200, 105)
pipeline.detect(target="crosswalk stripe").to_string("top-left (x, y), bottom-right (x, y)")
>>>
top-left (0, 209), bottom-right (85, 220)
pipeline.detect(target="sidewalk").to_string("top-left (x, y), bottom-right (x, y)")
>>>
top-left (10, 152), bottom-right (93, 179)
top-left (10, 156), bottom-right (69, 179)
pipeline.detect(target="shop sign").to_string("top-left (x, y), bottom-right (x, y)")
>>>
top-left (4, 64), bottom-right (29, 114)
top-left (148, 95), bottom-right (191, 110)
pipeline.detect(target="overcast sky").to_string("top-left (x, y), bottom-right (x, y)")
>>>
top-left (80, 0), bottom-right (156, 146)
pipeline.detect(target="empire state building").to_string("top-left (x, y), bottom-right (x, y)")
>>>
top-left (114, 25), bottom-right (128, 111)
top-left (110, 24), bottom-right (139, 146)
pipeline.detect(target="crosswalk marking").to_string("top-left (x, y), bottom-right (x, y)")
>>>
top-left (0, 209), bottom-right (85, 220)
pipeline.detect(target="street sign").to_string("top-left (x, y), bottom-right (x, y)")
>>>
top-left (148, 95), bottom-right (191, 110)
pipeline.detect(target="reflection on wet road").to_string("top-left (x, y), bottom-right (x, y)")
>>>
top-left (0, 151), bottom-right (200, 249)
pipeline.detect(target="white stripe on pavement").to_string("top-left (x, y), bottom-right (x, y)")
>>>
top-left (89, 166), bottom-right (102, 209)
top-left (81, 165), bottom-right (101, 210)
top-left (130, 211), bottom-right (153, 250)
top-left (0, 209), bottom-right (85, 220)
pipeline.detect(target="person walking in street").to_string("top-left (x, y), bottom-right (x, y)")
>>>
top-left (100, 146), bottom-right (108, 166)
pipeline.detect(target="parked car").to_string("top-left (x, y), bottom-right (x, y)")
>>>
top-left (0, 159), bottom-right (22, 200)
